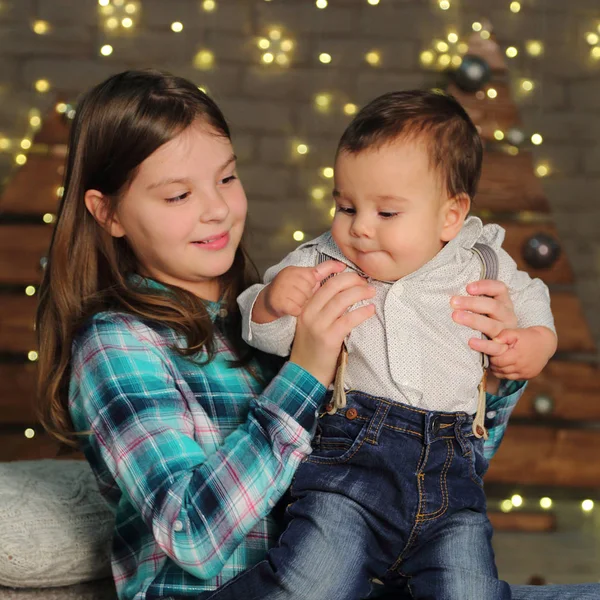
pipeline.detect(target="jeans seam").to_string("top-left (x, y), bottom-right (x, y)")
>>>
top-left (417, 439), bottom-right (453, 522)
top-left (388, 443), bottom-right (428, 574)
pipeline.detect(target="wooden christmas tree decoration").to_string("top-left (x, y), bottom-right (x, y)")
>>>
top-left (446, 27), bottom-right (600, 512)
top-left (0, 104), bottom-right (71, 461)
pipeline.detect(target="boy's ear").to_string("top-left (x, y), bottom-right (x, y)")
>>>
top-left (84, 190), bottom-right (125, 238)
top-left (441, 193), bottom-right (470, 242)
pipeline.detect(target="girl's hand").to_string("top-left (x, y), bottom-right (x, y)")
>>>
top-left (450, 279), bottom-right (517, 359)
top-left (290, 261), bottom-right (376, 388)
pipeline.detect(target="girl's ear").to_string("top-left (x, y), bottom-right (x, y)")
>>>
top-left (440, 193), bottom-right (470, 242)
top-left (84, 190), bottom-right (125, 238)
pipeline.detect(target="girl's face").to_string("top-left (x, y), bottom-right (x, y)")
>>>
top-left (108, 121), bottom-right (247, 301)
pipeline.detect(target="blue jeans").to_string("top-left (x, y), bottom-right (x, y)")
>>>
top-left (206, 392), bottom-right (510, 599)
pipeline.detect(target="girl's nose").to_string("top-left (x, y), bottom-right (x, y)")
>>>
top-left (201, 191), bottom-right (229, 223)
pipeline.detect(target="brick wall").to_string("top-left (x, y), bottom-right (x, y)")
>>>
top-left (1, 0), bottom-right (599, 350)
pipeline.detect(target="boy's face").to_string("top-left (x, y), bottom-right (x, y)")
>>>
top-left (331, 139), bottom-right (454, 282)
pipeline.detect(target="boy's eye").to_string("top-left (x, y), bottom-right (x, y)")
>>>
top-left (165, 192), bottom-right (190, 203)
top-left (336, 206), bottom-right (355, 215)
top-left (220, 174), bottom-right (237, 185)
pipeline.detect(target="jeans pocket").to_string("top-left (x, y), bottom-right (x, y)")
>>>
top-left (468, 437), bottom-right (489, 488)
top-left (307, 414), bottom-right (368, 465)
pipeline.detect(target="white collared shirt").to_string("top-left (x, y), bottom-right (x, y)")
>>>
top-left (238, 217), bottom-right (555, 414)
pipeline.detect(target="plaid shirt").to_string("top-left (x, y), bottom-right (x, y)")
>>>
top-left (69, 281), bottom-right (524, 599)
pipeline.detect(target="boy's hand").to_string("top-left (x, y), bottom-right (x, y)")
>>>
top-left (253, 262), bottom-right (346, 324)
top-left (487, 326), bottom-right (557, 380)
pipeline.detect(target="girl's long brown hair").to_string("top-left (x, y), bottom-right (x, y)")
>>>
top-left (36, 70), bottom-right (258, 446)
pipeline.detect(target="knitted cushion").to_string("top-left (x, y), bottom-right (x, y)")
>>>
top-left (0, 460), bottom-right (114, 588)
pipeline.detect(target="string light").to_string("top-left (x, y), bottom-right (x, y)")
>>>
top-left (35, 79), bottom-right (50, 92)
top-left (28, 351), bottom-right (38, 362)
top-left (32, 20), bottom-right (50, 34)
top-left (526, 40), bottom-right (544, 56)
top-left (20, 139), bottom-right (32, 150)
top-left (322, 167), bottom-right (334, 178)
top-left (494, 130), bottom-right (504, 140)
top-left (171, 21), bottom-right (183, 32)
top-left (258, 29), bottom-right (293, 67)
top-left (98, 0), bottom-right (109, 5)
top-left (582, 499), bottom-right (595, 512)
top-left (25, 286), bottom-right (36, 296)
top-left (480, 30), bottom-right (491, 40)
top-left (511, 494), bottom-right (523, 507)
top-left (319, 52), bottom-right (332, 64)
top-left (365, 51), bottom-right (381, 66)
top-left (487, 88), bottom-right (498, 99)
top-left (0, 138), bottom-right (10, 150)
top-left (15, 154), bottom-right (27, 165)
top-left (439, 0), bottom-right (450, 10)
top-left (447, 32), bottom-right (458, 44)
top-left (194, 49), bottom-right (214, 70)
top-left (521, 79), bottom-right (534, 92)
top-left (540, 497), bottom-right (553, 509)
top-left (43, 213), bottom-right (56, 224)
top-left (592, 47), bottom-right (600, 60)
top-left (100, 44), bottom-right (113, 56)
top-left (30, 115), bottom-right (41, 127)
top-left (367, 0), bottom-right (380, 4)
top-left (293, 230), bottom-right (305, 241)
top-left (586, 33), bottom-right (599, 45)
top-left (24, 428), bottom-right (36, 439)
top-left (315, 93), bottom-right (332, 112)
top-left (296, 143), bottom-right (309, 155)
top-left (436, 40), bottom-right (449, 52)
top-left (329, 206), bottom-right (336, 218)
top-left (343, 103), bottom-right (358, 116)
top-left (311, 187), bottom-right (326, 201)
top-left (535, 163), bottom-right (550, 177)
top-left (531, 133), bottom-right (543, 145)
top-left (202, 0), bottom-right (216, 11)
top-left (420, 51), bottom-right (435, 66)
top-left (506, 46), bottom-right (518, 58)
top-left (122, 17), bottom-right (133, 28)
top-left (472, 22), bottom-right (482, 32)
top-left (100, 1), bottom-right (139, 31)
top-left (316, 0), bottom-right (328, 8)
top-left (510, 1), bottom-right (521, 12)
top-left (500, 499), bottom-right (513, 513)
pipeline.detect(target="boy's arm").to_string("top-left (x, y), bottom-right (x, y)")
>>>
top-left (237, 244), bottom-right (321, 357)
top-left (491, 248), bottom-right (558, 380)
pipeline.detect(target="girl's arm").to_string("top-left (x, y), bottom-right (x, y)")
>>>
top-left (72, 314), bottom-right (325, 581)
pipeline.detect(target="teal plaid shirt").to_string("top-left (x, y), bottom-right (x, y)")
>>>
top-left (69, 281), bottom-right (524, 599)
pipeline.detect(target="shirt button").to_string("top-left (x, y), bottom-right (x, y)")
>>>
top-left (486, 410), bottom-right (497, 419)
top-left (346, 408), bottom-right (358, 420)
top-left (173, 520), bottom-right (184, 532)
top-left (218, 308), bottom-right (228, 318)
top-left (394, 283), bottom-right (404, 296)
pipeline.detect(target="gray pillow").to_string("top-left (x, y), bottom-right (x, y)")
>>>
top-left (0, 460), bottom-right (114, 588)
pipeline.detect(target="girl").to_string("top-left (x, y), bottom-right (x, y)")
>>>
top-left (35, 70), bottom-right (596, 600)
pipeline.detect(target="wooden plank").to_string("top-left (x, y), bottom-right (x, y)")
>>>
top-left (0, 294), bottom-right (37, 352)
top-left (489, 511), bottom-right (556, 533)
top-left (0, 364), bottom-right (38, 423)
top-left (0, 225), bottom-right (52, 284)
top-left (486, 426), bottom-right (600, 488)
top-left (477, 151), bottom-right (550, 213)
top-left (0, 155), bottom-right (65, 214)
top-left (447, 81), bottom-right (521, 141)
top-left (0, 431), bottom-right (62, 461)
top-left (487, 221), bottom-right (574, 285)
top-left (514, 361), bottom-right (600, 421)
top-left (551, 292), bottom-right (596, 353)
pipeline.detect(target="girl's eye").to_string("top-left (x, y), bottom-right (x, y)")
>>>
top-left (379, 212), bottom-right (399, 219)
top-left (165, 192), bottom-right (190, 203)
top-left (336, 206), bottom-right (355, 215)
top-left (220, 174), bottom-right (237, 185)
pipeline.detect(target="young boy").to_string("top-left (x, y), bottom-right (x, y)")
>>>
top-left (214, 91), bottom-right (557, 600)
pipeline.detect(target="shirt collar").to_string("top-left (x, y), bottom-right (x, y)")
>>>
top-left (127, 273), bottom-right (224, 322)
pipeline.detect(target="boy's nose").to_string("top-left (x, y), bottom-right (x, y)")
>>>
top-left (350, 216), bottom-right (373, 238)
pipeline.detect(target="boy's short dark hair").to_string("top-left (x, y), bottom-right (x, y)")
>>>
top-left (336, 90), bottom-right (483, 200)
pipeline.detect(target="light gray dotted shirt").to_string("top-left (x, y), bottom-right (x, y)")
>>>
top-left (238, 217), bottom-right (555, 414)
